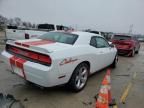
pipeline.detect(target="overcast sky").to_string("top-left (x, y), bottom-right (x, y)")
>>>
top-left (0, 0), bottom-right (144, 34)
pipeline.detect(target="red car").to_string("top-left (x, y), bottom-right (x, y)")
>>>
top-left (111, 34), bottom-right (140, 57)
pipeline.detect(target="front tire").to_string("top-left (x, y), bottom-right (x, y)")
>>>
top-left (111, 55), bottom-right (118, 68)
top-left (67, 63), bottom-right (89, 92)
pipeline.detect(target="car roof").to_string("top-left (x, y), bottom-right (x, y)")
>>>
top-left (71, 31), bottom-right (102, 37)
top-left (50, 30), bottom-right (102, 37)
top-left (50, 31), bottom-right (103, 45)
top-left (114, 34), bottom-right (133, 37)
top-left (71, 31), bottom-right (103, 45)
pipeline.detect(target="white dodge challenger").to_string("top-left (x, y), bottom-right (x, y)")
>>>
top-left (1, 31), bottom-right (118, 92)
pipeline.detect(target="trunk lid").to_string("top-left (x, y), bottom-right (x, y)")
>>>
top-left (7, 39), bottom-right (72, 54)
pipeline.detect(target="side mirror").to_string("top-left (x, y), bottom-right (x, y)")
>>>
top-left (108, 41), bottom-right (112, 44)
top-left (108, 41), bottom-right (115, 48)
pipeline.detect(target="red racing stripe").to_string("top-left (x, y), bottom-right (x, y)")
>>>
top-left (10, 56), bottom-right (19, 64)
top-left (15, 40), bottom-right (55, 47)
top-left (15, 58), bottom-right (27, 78)
top-left (15, 58), bottom-right (26, 69)
top-left (9, 56), bottom-right (27, 79)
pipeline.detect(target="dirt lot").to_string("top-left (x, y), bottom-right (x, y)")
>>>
top-left (0, 39), bottom-right (144, 108)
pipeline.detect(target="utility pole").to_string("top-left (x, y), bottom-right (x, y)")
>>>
top-left (129, 24), bottom-right (133, 34)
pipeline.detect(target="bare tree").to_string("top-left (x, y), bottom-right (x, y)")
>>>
top-left (8, 18), bottom-right (14, 25)
top-left (0, 14), bottom-right (37, 30)
top-left (32, 23), bottom-right (36, 28)
top-left (27, 22), bottom-right (32, 28)
top-left (14, 17), bottom-right (22, 26)
top-left (22, 21), bottom-right (27, 27)
top-left (0, 15), bottom-right (7, 25)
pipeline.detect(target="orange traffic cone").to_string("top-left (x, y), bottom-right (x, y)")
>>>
top-left (96, 75), bottom-right (109, 108)
top-left (96, 69), bottom-right (114, 108)
top-left (96, 86), bottom-right (109, 108)
top-left (105, 69), bottom-right (112, 105)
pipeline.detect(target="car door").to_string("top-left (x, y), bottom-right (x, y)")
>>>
top-left (95, 37), bottom-right (115, 67)
top-left (90, 36), bottom-right (115, 73)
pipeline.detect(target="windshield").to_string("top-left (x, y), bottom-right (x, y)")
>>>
top-left (38, 32), bottom-right (78, 45)
top-left (113, 35), bottom-right (131, 40)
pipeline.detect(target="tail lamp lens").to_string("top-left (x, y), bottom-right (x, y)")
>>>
top-left (7, 45), bottom-right (51, 65)
top-left (38, 55), bottom-right (51, 64)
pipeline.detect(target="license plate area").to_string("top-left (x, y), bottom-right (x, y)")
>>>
top-left (12, 64), bottom-right (24, 77)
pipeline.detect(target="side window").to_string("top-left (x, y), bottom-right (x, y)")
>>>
top-left (90, 36), bottom-right (97, 47)
top-left (96, 37), bottom-right (110, 48)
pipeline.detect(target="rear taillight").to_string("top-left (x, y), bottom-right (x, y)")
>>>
top-left (29, 52), bottom-right (39, 60)
top-left (38, 55), bottom-right (51, 64)
top-left (128, 44), bottom-right (133, 49)
top-left (25, 33), bottom-right (29, 39)
top-left (7, 45), bottom-right (52, 65)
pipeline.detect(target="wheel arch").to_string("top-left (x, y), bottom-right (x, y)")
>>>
top-left (66, 61), bottom-right (91, 91)
top-left (68, 61), bottom-right (91, 82)
top-left (77, 61), bottom-right (90, 72)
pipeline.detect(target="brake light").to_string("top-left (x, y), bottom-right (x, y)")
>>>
top-left (38, 55), bottom-right (51, 64)
top-left (7, 45), bottom-right (52, 65)
top-left (128, 44), bottom-right (133, 49)
top-left (10, 47), bottom-right (19, 53)
top-left (25, 33), bottom-right (29, 39)
top-left (28, 52), bottom-right (39, 60)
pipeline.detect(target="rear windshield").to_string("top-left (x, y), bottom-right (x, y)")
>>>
top-left (113, 35), bottom-right (131, 40)
top-left (38, 32), bottom-right (78, 45)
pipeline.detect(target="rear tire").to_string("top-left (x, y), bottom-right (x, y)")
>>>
top-left (130, 49), bottom-right (135, 57)
top-left (135, 50), bottom-right (139, 54)
top-left (67, 63), bottom-right (89, 92)
top-left (135, 47), bottom-right (140, 54)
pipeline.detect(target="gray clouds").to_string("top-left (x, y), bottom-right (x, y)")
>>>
top-left (0, 0), bottom-right (144, 34)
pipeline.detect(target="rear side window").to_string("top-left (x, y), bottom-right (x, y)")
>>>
top-left (113, 35), bottom-right (131, 40)
top-left (90, 36), bottom-right (109, 48)
top-left (96, 37), bottom-right (110, 48)
top-left (39, 32), bottom-right (78, 45)
top-left (90, 36), bottom-right (97, 47)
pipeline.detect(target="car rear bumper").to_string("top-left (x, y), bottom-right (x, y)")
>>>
top-left (1, 50), bottom-right (61, 87)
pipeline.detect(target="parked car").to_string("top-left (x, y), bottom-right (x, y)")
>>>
top-left (111, 34), bottom-right (140, 57)
top-left (1, 31), bottom-right (118, 92)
